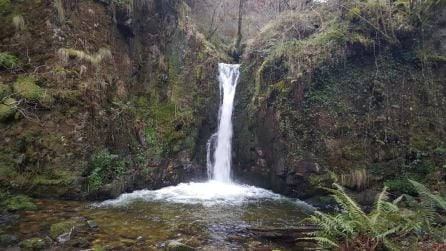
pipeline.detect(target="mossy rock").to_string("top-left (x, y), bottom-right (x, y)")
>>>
top-left (50, 220), bottom-right (76, 239)
top-left (19, 237), bottom-right (49, 251)
top-left (0, 83), bottom-right (11, 99)
top-left (13, 76), bottom-right (45, 101)
top-left (0, 103), bottom-right (14, 121)
top-left (2, 194), bottom-right (37, 211)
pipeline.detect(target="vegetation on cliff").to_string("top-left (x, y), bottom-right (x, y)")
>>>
top-left (0, 0), bottom-right (444, 250)
top-left (0, 0), bottom-right (227, 199)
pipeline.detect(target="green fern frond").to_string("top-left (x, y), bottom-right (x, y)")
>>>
top-left (409, 179), bottom-right (446, 210)
top-left (327, 184), bottom-right (369, 225)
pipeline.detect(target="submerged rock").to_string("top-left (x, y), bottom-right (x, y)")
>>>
top-left (87, 220), bottom-right (98, 229)
top-left (0, 234), bottom-right (18, 246)
top-left (66, 237), bottom-right (89, 248)
top-left (165, 240), bottom-right (196, 251)
top-left (19, 237), bottom-right (49, 250)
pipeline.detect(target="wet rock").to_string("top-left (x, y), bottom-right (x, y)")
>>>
top-left (66, 237), bottom-right (89, 248)
top-left (165, 240), bottom-right (196, 251)
top-left (87, 220), bottom-right (98, 229)
top-left (50, 220), bottom-right (75, 240)
top-left (0, 234), bottom-right (18, 246)
top-left (19, 237), bottom-right (49, 250)
top-left (291, 160), bottom-right (321, 177)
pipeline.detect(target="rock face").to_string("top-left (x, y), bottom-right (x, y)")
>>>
top-left (0, 0), bottom-right (227, 199)
top-left (233, 2), bottom-right (446, 198)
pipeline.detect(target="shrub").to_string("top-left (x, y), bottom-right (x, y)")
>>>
top-left (0, 52), bottom-right (20, 69)
top-left (88, 149), bottom-right (125, 190)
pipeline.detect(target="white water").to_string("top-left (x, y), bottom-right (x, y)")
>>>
top-left (98, 64), bottom-right (303, 207)
top-left (208, 63), bottom-right (240, 182)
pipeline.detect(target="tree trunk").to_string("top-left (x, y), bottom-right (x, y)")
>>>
top-left (234, 0), bottom-right (245, 61)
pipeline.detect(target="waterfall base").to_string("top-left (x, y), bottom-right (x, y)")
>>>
top-left (98, 181), bottom-right (289, 207)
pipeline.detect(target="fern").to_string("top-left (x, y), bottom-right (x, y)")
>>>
top-left (303, 183), bottom-right (419, 250)
top-left (409, 179), bottom-right (446, 210)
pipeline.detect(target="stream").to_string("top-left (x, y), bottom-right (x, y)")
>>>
top-left (2, 192), bottom-right (314, 250)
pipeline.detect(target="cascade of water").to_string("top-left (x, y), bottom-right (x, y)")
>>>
top-left (206, 63), bottom-right (240, 183)
top-left (98, 63), bottom-right (312, 208)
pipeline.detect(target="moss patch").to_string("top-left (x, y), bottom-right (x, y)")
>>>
top-left (0, 52), bottom-right (19, 69)
top-left (2, 194), bottom-right (37, 211)
top-left (19, 237), bottom-right (49, 251)
top-left (0, 103), bottom-right (14, 121)
top-left (13, 75), bottom-right (45, 101)
top-left (0, 83), bottom-right (11, 99)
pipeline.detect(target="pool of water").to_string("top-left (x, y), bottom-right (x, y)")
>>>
top-left (2, 182), bottom-right (315, 250)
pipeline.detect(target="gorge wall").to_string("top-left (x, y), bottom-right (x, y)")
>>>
top-left (232, 1), bottom-right (446, 200)
top-left (0, 0), bottom-right (227, 199)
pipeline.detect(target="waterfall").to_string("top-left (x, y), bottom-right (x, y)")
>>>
top-left (207, 63), bottom-right (240, 183)
top-left (99, 63), bottom-right (307, 207)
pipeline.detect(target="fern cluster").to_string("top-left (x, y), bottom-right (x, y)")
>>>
top-left (404, 180), bottom-right (446, 241)
top-left (302, 184), bottom-right (419, 250)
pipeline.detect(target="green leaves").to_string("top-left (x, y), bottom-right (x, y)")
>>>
top-left (87, 149), bottom-right (125, 191)
top-left (303, 183), bottom-right (419, 250)
top-left (409, 179), bottom-right (446, 210)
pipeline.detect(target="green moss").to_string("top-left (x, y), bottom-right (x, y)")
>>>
top-left (13, 76), bottom-right (45, 101)
top-left (0, 52), bottom-right (19, 68)
top-left (0, 83), bottom-right (11, 99)
top-left (2, 194), bottom-right (37, 211)
top-left (0, 103), bottom-right (14, 121)
top-left (19, 238), bottom-right (49, 250)
top-left (50, 220), bottom-right (76, 239)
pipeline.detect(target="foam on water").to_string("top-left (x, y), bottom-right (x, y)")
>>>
top-left (98, 181), bottom-right (285, 207)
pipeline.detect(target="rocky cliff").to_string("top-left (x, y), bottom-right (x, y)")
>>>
top-left (233, 0), bottom-right (446, 200)
top-left (0, 0), bottom-right (227, 199)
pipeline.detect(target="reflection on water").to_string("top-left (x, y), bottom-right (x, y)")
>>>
top-left (3, 190), bottom-right (314, 250)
